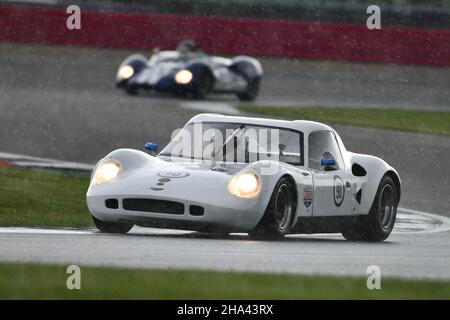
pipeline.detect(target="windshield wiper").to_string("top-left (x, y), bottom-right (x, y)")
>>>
top-left (211, 125), bottom-right (245, 167)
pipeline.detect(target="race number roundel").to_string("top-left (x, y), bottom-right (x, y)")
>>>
top-left (333, 175), bottom-right (345, 207)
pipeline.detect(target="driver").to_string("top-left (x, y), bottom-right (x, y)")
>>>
top-left (177, 39), bottom-right (202, 60)
top-left (322, 151), bottom-right (338, 171)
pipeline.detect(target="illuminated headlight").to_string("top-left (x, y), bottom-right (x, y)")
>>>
top-left (228, 172), bottom-right (261, 198)
top-left (117, 65), bottom-right (134, 80)
top-left (91, 159), bottom-right (122, 186)
top-left (174, 69), bottom-right (193, 84)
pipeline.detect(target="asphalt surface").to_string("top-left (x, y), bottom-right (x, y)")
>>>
top-left (1, 209), bottom-right (450, 280)
top-left (0, 43), bottom-right (449, 280)
top-left (259, 58), bottom-right (450, 110)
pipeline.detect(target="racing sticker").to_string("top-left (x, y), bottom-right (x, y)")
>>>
top-left (333, 175), bottom-right (345, 207)
top-left (303, 185), bottom-right (313, 208)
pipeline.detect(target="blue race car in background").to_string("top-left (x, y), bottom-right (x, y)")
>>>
top-left (116, 39), bottom-right (263, 101)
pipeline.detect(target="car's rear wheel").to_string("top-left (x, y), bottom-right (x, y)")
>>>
top-left (248, 177), bottom-right (296, 240)
top-left (342, 176), bottom-right (398, 242)
top-left (237, 78), bottom-right (260, 101)
top-left (92, 216), bottom-right (133, 234)
top-left (229, 58), bottom-right (261, 101)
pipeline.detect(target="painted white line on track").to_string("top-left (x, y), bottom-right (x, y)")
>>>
top-left (0, 152), bottom-right (94, 171)
top-left (0, 226), bottom-right (192, 236)
top-left (0, 228), bottom-right (96, 235)
top-left (179, 102), bottom-right (240, 115)
top-left (393, 208), bottom-right (450, 234)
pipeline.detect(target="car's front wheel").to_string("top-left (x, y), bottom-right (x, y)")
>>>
top-left (92, 216), bottom-right (133, 234)
top-left (125, 82), bottom-right (139, 95)
top-left (342, 175), bottom-right (398, 242)
top-left (191, 69), bottom-right (214, 99)
top-left (248, 177), bottom-right (296, 240)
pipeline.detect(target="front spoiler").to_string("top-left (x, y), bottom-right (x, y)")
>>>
top-left (87, 194), bottom-right (264, 233)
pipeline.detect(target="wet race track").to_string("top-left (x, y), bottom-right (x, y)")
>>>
top-left (0, 209), bottom-right (450, 280)
top-left (0, 43), bottom-right (449, 280)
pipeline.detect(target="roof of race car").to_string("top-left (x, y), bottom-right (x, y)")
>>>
top-left (154, 50), bottom-right (231, 65)
top-left (188, 113), bottom-right (333, 133)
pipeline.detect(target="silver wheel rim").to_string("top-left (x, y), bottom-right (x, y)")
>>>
top-left (378, 184), bottom-right (395, 230)
top-left (275, 184), bottom-right (292, 231)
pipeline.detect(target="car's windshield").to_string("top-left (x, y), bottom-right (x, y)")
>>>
top-left (160, 122), bottom-right (303, 165)
top-left (149, 52), bottom-right (180, 64)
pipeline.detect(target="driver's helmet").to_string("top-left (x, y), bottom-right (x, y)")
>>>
top-left (322, 151), bottom-right (337, 169)
top-left (177, 39), bottom-right (200, 54)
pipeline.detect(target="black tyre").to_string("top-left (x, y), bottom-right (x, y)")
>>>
top-left (92, 216), bottom-right (133, 234)
top-left (342, 176), bottom-right (398, 242)
top-left (125, 83), bottom-right (139, 95)
top-left (248, 177), bottom-right (296, 240)
top-left (205, 232), bottom-right (229, 239)
top-left (230, 58), bottom-right (262, 101)
top-left (237, 78), bottom-right (260, 101)
top-left (191, 69), bottom-right (214, 99)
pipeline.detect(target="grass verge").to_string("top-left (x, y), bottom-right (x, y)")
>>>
top-left (238, 105), bottom-right (450, 136)
top-left (1, 262), bottom-right (450, 299)
top-left (0, 166), bottom-right (92, 227)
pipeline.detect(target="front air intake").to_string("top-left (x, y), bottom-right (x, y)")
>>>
top-left (122, 198), bottom-right (184, 215)
top-left (189, 205), bottom-right (204, 216)
top-left (105, 199), bottom-right (119, 209)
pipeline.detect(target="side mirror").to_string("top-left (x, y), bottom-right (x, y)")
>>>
top-left (321, 158), bottom-right (336, 166)
top-left (145, 142), bottom-right (158, 153)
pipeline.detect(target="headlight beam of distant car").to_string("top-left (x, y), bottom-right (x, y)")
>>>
top-left (117, 65), bottom-right (134, 80)
top-left (174, 69), bottom-right (193, 84)
top-left (91, 159), bottom-right (122, 185)
top-left (228, 171), bottom-right (261, 198)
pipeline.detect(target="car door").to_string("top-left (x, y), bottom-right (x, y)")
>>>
top-left (308, 130), bottom-right (354, 216)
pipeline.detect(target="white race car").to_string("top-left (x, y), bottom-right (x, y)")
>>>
top-left (86, 114), bottom-right (401, 241)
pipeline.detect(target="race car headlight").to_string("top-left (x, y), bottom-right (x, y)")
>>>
top-left (91, 159), bottom-right (122, 186)
top-left (174, 69), bottom-right (193, 84)
top-left (117, 65), bottom-right (134, 80)
top-left (228, 172), bottom-right (261, 198)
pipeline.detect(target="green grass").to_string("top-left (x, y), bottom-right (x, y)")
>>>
top-left (0, 166), bottom-right (92, 227)
top-left (239, 105), bottom-right (450, 136)
top-left (0, 262), bottom-right (449, 299)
